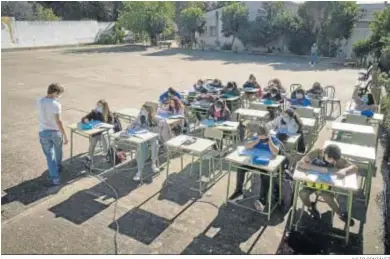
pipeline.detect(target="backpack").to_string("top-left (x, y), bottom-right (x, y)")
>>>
top-left (113, 114), bottom-right (122, 133)
top-left (107, 148), bottom-right (127, 165)
top-left (281, 169), bottom-right (294, 213)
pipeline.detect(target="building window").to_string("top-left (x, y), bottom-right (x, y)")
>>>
top-left (209, 26), bottom-right (217, 37)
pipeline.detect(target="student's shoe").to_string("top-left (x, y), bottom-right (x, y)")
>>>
top-left (254, 200), bottom-right (265, 211)
top-left (339, 213), bottom-right (355, 227)
top-left (44, 179), bottom-right (61, 187)
top-left (309, 202), bottom-right (321, 220)
top-left (229, 190), bottom-right (243, 200)
top-left (151, 164), bottom-right (160, 173)
top-left (133, 172), bottom-right (141, 181)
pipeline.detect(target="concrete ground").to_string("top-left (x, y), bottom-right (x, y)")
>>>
top-left (1, 45), bottom-right (387, 254)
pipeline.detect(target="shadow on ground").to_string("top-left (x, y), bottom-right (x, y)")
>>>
top-left (142, 48), bottom-right (359, 72)
top-left (62, 44), bottom-right (149, 55)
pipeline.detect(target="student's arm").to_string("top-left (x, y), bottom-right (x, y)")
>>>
top-left (175, 92), bottom-right (182, 99)
top-left (244, 138), bottom-right (260, 149)
top-left (159, 91), bottom-right (168, 102)
top-left (335, 158), bottom-right (358, 177)
top-left (268, 137), bottom-right (280, 156)
top-left (297, 149), bottom-right (327, 172)
top-left (305, 99), bottom-right (312, 107)
top-left (266, 117), bottom-right (279, 131)
top-left (224, 108), bottom-right (232, 121)
top-left (81, 110), bottom-right (94, 123)
top-left (54, 103), bottom-right (68, 144)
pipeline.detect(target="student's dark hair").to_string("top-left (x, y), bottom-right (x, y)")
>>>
top-left (213, 79), bottom-right (221, 85)
top-left (168, 87), bottom-right (177, 95)
top-left (47, 83), bottom-right (64, 95)
top-left (200, 87), bottom-right (208, 94)
top-left (312, 82), bottom-right (321, 89)
top-left (324, 144), bottom-right (342, 160)
top-left (249, 74), bottom-right (256, 81)
top-left (296, 88), bottom-right (305, 96)
top-left (227, 81), bottom-right (237, 89)
top-left (256, 124), bottom-right (269, 136)
top-left (272, 78), bottom-right (282, 87)
top-left (197, 79), bottom-right (204, 85)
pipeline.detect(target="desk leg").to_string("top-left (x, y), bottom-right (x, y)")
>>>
top-left (289, 180), bottom-right (300, 230)
top-left (198, 156), bottom-right (203, 197)
top-left (346, 190), bottom-right (353, 245)
top-left (226, 163), bottom-right (232, 203)
top-left (165, 148), bottom-right (171, 186)
top-left (70, 129), bottom-right (74, 160)
top-left (89, 135), bottom-right (94, 173)
top-left (365, 162), bottom-right (372, 206)
top-left (278, 166), bottom-right (282, 205)
top-left (268, 173), bottom-right (273, 221)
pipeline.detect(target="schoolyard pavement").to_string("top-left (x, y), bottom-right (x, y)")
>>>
top-left (1, 45), bottom-right (386, 254)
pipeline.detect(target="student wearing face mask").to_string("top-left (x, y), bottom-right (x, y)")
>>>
top-left (159, 87), bottom-right (182, 103)
top-left (262, 87), bottom-right (283, 103)
top-left (306, 82), bottom-right (324, 99)
top-left (208, 99), bottom-right (231, 121)
top-left (267, 108), bottom-right (306, 153)
top-left (243, 74), bottom-right (262, 98)
top-left (210, 78), bottom-right (224, 88)
top-left (287, 88), bottom-right (311, 107)
top-left (193, 79), bottom-right (205, 92)
top-left (82, 99), bottom-right (114, 160)
top-left (221, 81), bottom-right (240, 97)
top-left (229, 125), bottom-right (280, 211)
top-left (128, 104), bottom-right (172, 181)
top-left (264, 78), bottom-right (286, 94)
top-left (351, 85), bottom-right (377, 112)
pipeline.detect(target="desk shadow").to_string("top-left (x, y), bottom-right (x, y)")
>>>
top-left (181, 204), bottom-right (284, 254)
top-left (48, 160), bottom-right (156, 225)
top-left (108, 207), bottom-right (171, 245)
top-left (283, 206), bottom-right (364, 254)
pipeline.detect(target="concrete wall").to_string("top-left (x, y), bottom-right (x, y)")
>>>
top-left (1, 18), bottom-right (111, 49)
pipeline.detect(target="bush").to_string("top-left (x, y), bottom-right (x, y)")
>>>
top-left (98, 34), bottom-right (116, 44)
top-left (221, 42), bottom-right (232, 50)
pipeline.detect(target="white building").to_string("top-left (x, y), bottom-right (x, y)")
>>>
top-left (197, 1), bottom-right (388, 58)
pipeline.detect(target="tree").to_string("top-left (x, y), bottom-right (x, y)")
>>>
top-left (179, 7), bottom-right (206, 44)
top-left (118, 1), bottom-right (175, 46)
top-left (1, 1), bottom-right (35, 20)
top-left (35, 4), bottom-right (61, 21)
top-left (221, 2), bottom-right (249, 48)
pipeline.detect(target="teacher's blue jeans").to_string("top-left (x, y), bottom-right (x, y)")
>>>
top-left (39, 130), bottom-right (63, 184)
top-left (311, 52), bottom-right (318, 64)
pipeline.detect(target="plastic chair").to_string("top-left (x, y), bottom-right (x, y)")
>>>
top-left (295, 107), bottom-right (315, 119)
top-left (324, 85), bottom-right (341, 117)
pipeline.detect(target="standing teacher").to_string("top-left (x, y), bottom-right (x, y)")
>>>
top-left (37, 83), bottom-right (68, 186)
top-left (310, 43), bottom-right (318, 67)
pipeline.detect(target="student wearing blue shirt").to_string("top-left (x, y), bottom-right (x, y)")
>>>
top-left (288, 88), bottom-right (311, 107)
top-left (159, 87), bottom-right (182, 103)
top-left (229, 125), bottom-right (280, 211)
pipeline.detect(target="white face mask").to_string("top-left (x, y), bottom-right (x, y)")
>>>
top-left (96, 106), bottom-right (103, 113)
top-left (271, 94), bottom-right (276, 98)
top-left (215, 107), bottom-right (222, 112)
top-left (282, 115), bottom-right (290, 122)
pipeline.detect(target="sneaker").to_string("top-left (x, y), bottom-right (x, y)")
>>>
top-left (254, 200), bottom-right (265, 211)
top-left (133, 172), bottom-right (141, 181)
top-left (339, 213), bottom-right (355, 227)
top-left (229, 190), bottom-right (243, 200)
top-left (151, 164), bottom-right (160, 173)
top-left (44, 180), bottom-right (61, 187)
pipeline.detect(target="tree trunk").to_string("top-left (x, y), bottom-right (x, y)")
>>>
top-left (231, 35), bottom-right (236, 50)
top-left (150, 33), bottom-right (157, 46)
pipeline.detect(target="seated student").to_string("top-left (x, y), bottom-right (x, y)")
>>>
top-left (207, 99), bottom-right (231, 121)
top-left (82, 100), bottom-right (114, 160)
top-left (350, 85), bottom-right (377, 112)
top-left (128, 104), bottom-right (172, 181)
top-left (297, 144), bottom-right (357, 226)
top-left (210, 78), bottom-right (224, 88)
top-left (243, 74), bottom-right (262, 97)
top-left (159, 87), bottom-right (182, 103)
top-left (264, 78), bottom-right (286, 94)
top-left (196, 87), bottom-right (217, 103)
top-left (229, 125), bottom-right (280, 211)
top-left (193, 79), bottom-right (205, 92)
top-left (306, 82), bottom-right (324, 98)
top-left (262, 87), bottom-right (283, 103)
top-left (267, 108), bottom-right (306, 153)
top-left (287, 88), bottom-right (311, 107)
top-left (158, 96), bottom-right (185, 117)
top-left (221, 81), bottom-right (240, 97)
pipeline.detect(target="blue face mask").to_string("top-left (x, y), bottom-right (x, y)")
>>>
top-left (361, 96), bottom-right (369, 104)
top-left (96, 106), bottom-right (103, 113)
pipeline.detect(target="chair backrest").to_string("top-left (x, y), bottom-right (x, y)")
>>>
top-left (290, 84), bottom-right (302, 94)
top-left (350, 132), bottom-right (377, 148)
top-left (345, 114), bottom-right (368, 125)
top-left (295, 107), bottom-right (315, 118)
top-left (324, 85), bottom-right (335, 99)
top-left (249, 102), bottom-right (268, 111)
top-left (203, 127), bottom-right (223, 141)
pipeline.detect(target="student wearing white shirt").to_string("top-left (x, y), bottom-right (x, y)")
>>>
top-left (37, 83), bottom-right (68, 186)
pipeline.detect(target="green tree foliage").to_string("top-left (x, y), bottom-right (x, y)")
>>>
top-left (287, 16), bottom-right (316, 55)
top-left (1, 1), bottom-right (36, 20)
top-left (221, 2), bottom-right (249, 47)
top-left (35, 4), bottom-right (61, 21)
top-left (118, 1), bottom-right (175, 46)
top-left (179, 7), bottom-right (206, 43)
